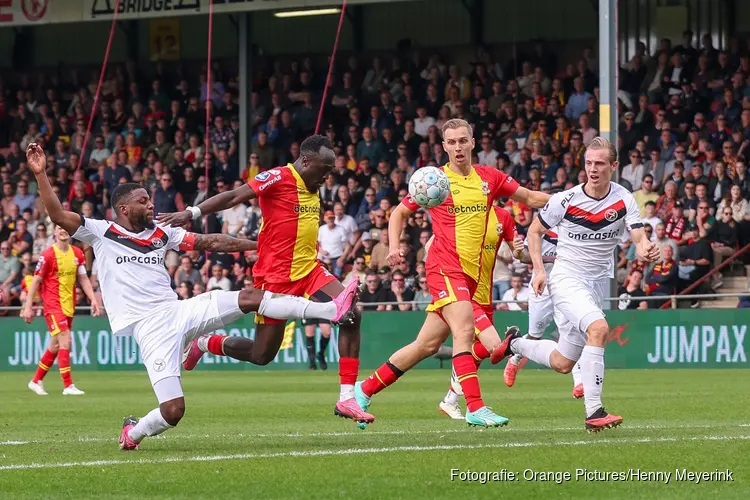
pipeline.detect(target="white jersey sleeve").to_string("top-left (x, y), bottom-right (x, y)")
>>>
top-left (72, 217), bottom-right (110, 244)
top-left (624, 193), bottom-right (644, 230)
top-left (537, 191), bottom-right (571, 230)
top-left (161, 224), bottom-right (188, 251)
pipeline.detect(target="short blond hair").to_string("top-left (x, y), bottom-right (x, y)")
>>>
top-left (441, 118), bottom-right (473, 139)
top-left (588, 136), bottom-right (618, 163)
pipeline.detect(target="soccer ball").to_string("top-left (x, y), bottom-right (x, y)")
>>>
top-left (408, 166), bottom-right (450, 209)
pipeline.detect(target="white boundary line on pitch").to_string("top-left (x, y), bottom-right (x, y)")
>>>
top-left (0, 422), bottom-right (739, 447)
top-left (1, 434), bottom-right (748, 471)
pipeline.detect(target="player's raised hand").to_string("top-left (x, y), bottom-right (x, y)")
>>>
top-left (386, 247), bottom-right (404, 267)
top-left (512, 235), bottom-right (524, 255)
top-left (531, 270), bottom-right (547, 297)
top-left (157, 210), bottom-right (191, 228)
top-left (26, 143), bottom-right (46, 175)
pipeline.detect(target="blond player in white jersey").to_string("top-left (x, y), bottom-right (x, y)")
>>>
top-left (25, 144), bottom-right (359, 450)
top-left (502, 228), bottom-right (586, 397)
top-left (492, 137), bottom-right (659, 432)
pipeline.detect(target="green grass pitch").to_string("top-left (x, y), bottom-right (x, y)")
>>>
top-left (1, 369), bottom-right (748, 499)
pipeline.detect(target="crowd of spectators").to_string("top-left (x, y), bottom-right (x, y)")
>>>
top-left (2, 30), bottom-right (750, 314)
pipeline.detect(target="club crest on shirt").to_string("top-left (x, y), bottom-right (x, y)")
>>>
top-left (73, 257), bottom-right (79, 266)
top-left (151, 237), bottom-right (164, 249)
top-left (481, 181), bottom-right (490, 195)
top-left (605, 209), bottom-right (618, 221)
top-left (496, 223), bottom-right (503, 235)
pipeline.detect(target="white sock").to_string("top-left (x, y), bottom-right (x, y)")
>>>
top-left (128, 407), bottom-right (174, 443)
top-left (444, 388), bottom-right (460, 405)
top-left (571, 362), bottom-right (583, 387)
top-left (510, 333), bottom-right (542, 365)
top-left (509, 338), bottom-right (556, 368)
top-left (258, 291), bottom-right (336, 321)
top-left (197, 335), bottom-right (209, 352)
top-left (580, 346), bottom-right (605, 418)
top-left (340, 384), bottom-right (354, 401)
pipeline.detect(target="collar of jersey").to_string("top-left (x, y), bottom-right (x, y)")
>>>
top-left (111, 221), bottom-right (158, 238)
top-left (442, 163), bottom-right (477, 180)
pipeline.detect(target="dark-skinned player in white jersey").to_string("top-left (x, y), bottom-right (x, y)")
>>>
top-left (25, 143), bottom-right (358, 450)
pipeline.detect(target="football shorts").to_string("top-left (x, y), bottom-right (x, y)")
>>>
top-left (132, 290), bottom-right (244, 394)
top-left (45, 313), bottom-right (73, 336)
top-left (548, 271), bottom-right (608, 362)
top-left (425, 269), bottom-right (477, 312)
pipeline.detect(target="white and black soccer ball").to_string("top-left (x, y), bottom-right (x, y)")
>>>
top-left (408, 166), bottom-right (450, 209)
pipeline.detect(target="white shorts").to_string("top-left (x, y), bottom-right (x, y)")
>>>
top-left (528, 287), bottom-right (554, 337)
top-left (132, 291), bottom-right (244, 399)
top-left (548, 271), bottom-right (608, 362)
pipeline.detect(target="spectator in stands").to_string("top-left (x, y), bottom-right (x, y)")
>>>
top-left (645, 245), bottom-right (679, 308)
top-left (0, 241), bottom-right (19, 298)
top-left (497, 274), bottom-right (529, 311)
top-left (633, 174), bottom-right (660, 215)
top-left (206, 264), bottom-right (232, 292)
top-left (317, 210), bottom-right (350, 278)
top-left (707, 206), bottom-right (739, 277)
top-left (617, 269), bottom-right (648, 310)
top-left (359, 271), bottom-right (395, 312)
top-left (175, 255), bottom-right (203, 288)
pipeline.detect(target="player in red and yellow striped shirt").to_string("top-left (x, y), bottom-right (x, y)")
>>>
top-left (438, 205), bottom-right (524, 419)
top-left (24, 225), bottom-right (101, 396)
top-left (355, 119), bottom-right (549, 428)
top-left (157, 135), bottom-right (372, 424)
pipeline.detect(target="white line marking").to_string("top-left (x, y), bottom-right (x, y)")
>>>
top-left (0, 422), bottom-right (740, 447)
top-left (1, 434), bottom-right (748, 471)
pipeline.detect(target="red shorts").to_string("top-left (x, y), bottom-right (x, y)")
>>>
top-left (254, 263), bottom-right (338, 325)
top-left (45, 313), bottom-right (73, 336)
top-left (425, 269), bottom-right (477, 312)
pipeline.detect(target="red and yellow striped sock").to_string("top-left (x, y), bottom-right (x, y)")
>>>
top-left (360, 361), bottom-right (404, 397)
top-left (33, 349), bottom-right (57, 383)
top-left (58, 348), bottom-right (73, 388)
top-left (453, 352), bottom-right (484, 412)
top-left (471, 339), bottom-right (490, 369)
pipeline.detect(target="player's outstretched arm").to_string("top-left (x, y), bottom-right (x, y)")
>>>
top-left (527, 217), bottom-right (548, 296)
top-left (157, 184), bottom-right (257, 227)
top-left (26, 143), bottom-right (82, 236)
top-left (510, 186), bottom-right (550, 209)
top-left (190, 233), bottom-right (258, 253)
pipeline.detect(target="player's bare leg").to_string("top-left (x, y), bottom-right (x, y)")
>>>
top-left (121, 380), bottom-right (185, 451)
top-left (580, 319), bottom-right (621, 432)
top-left (182, 283), bottom-right (358, 368)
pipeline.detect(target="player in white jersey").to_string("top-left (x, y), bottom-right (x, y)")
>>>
top-left (25, 144), bottom-right (359, 450)
top-left (491, 137), bottom-right (658, 432)
top-left (502, 229), bottom-right (586, 395)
